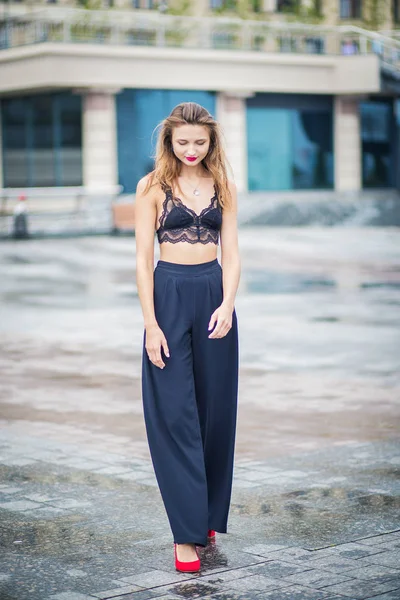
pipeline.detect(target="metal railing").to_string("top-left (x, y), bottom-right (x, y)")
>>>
top-left (1, 9), bottom-right (400, 70)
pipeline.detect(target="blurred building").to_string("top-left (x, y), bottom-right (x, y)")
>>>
top-left (0, 0), bottom-right (399, 197)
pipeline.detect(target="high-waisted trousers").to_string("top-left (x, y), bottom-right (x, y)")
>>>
top-left (142, 258), bottom-right (239, 548)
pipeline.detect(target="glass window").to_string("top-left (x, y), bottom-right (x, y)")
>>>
top-left (210, 0), bottom-right (237, 8)
top-left (340, 0), bottom-right (362, 19)
top-left (394, 0), bottom-right (400, 23)
top-left (247, 97), bottom-right (333, 191)
top-left (31, 95), bottom-right (55, 186)
top-left (2, 92), bottom-right (82, 188)
top-left (2, 98), bottom-right (29, 187)
top-left (361, 100), bottom-right (393, 188)
top-left (58, 94), bottom-right (83, 186)
top-left (277, 0), bottom-right (300, 12)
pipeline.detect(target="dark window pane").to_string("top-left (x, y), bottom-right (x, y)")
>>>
top-left (247, 99), bottom-right (333, 191)
top-left (59, 94), bottom-right (82, 147)
top-left (2, 92), bottom-right (82, 188)
top-left (340, 0), bottom-right (362, 19)
top-left (32, 95), bottom-right (53, 150)
top-left (394, 0), bottom-right (400, 23)
top-left (277, 0), bottom-right (300, 12)
top-left (2, 98), bottom-right (28, 186)
top-left (59, 94), bottom-right (82, 185)
top-left (361, 101), bottom-right (392, 188)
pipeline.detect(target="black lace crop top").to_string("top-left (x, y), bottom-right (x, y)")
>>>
top-left (156, 188), bottom-right (222, 245)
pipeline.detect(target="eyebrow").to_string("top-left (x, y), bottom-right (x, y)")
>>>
top-left (176, 138), bottom-right (208, 142)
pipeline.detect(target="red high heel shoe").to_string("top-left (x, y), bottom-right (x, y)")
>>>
top-left (174, 544), bottom-right (201, 573)
top-left (207, 529), bottom-right (216, 539)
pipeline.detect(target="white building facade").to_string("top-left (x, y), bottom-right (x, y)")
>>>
top-left (0, 7), bottom-right (399, 196)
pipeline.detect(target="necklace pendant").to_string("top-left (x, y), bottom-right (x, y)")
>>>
top-left (193, 188), bottom-right (200, 196)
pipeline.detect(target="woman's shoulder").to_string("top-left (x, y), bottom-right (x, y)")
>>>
top-left (136, 172), bottom-right (156, 193)
top-left (136, 172), bottom-right (165, 202)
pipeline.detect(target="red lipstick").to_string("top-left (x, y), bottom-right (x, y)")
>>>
top-left (186, 157), bottom-right (197, 162)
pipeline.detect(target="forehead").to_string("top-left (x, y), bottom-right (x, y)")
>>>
top-left (172, 124), bottom-right (210, 140)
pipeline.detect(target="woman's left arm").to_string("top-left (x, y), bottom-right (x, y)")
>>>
top-left (208, 181), bottom-right (241, 339)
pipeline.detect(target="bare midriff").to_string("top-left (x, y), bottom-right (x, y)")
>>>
top-left (158, 242), bottom-right (218, 265)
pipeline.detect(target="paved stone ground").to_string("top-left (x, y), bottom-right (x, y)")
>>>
top-left (0, 229), bottom-right (400, 600)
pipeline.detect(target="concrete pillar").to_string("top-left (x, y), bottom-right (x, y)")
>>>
top-left (263, 0), bottom-right (277, 11)
top-left (216, 92), bottom-right (249, 193)
top-left (334, 96), bottom-right (362, 192)
top-left (81, 88), bottom-right (119, 191)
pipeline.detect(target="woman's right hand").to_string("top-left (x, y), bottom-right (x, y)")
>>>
top-left (145, 324), bottom-right (170, 369)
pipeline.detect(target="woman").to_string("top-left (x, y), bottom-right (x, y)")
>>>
top-left (135, 102), bottom-right (240, 573)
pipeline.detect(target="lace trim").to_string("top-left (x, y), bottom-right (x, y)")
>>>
top-left (157, 228), bottom-right (219, 245)
top-left (158, 188), bottom-right (219, 229)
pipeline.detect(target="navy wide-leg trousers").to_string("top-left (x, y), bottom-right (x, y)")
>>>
top-left (142, 258), bottom-right (239, 548)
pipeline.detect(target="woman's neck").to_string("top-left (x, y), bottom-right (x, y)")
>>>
top-left (179, 165), bottom-right (207, 181)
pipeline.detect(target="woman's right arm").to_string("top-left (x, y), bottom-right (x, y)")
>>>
top-left (135, 177), bottom-right (169, 369)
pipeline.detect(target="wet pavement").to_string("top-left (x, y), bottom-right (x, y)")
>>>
top-left (0, 228), bottom-right (400, 600)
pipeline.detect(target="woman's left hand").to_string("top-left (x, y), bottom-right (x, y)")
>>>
top-left (208, 302), bottom-right (233, 339)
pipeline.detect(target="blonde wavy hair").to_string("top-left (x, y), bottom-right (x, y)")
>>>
top-left (144, 102), bottom-right (232, 209)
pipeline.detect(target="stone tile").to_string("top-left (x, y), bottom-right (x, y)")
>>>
top-left (150, 596), bottom-right (184, 600)
top-left (327, 543), bottom-right (387, 560)
top-left (241, 466), bottom-right (282, 474)
top-left (279, 470), bottom-right (309, 478)
top-left (371, 593), bottom-right (400, 600)
top-left (66, 570), bottom-right (87, 578)
top-left (0, 486), bottom-right (22, 494)
top-left (266, 548), bottom-right (322, 563)
top-left (23, 493), bottom-right (62, 502)
top-left (306, 555), bottom-right (376, 573)
top-left (24, 506), bottom-right (66, 518)
top-left (370, 552), bottom-right (400, 569)
top-left (220, 574), bottom-right (290, 592)
top-left (234, 471), bottom-right (271, 482)
top-left (357, 532), bottom-right (400, 546)
top-left (119, 569), bottom-right (191, 587)
top-left (57, 459), bottom-right (109, 471)
top-left (136, 477), bottom-right (159, 487)
top-left (200, 566), bottom-right (260, 584)
top-left (47, 593), bottom-right (96, 600)
top-left (93, 466), bottom-right (134, 476)
top-left (1, 457), bottom-right (36, 466)
top-left (115, 471), bottom-right (153, 482)
top-left (152, 581), bottom-right (221, 598)
top-left (258, 585), bottom-right (338, 599)
top-left (105, 592), bottom-right (159, 600)
top-left (233, 480), bottom-right (262, 488)
top-left (375, 542), bottom-right (400, 553)
top-left (249, 560), bottom-right (315, 578)
top-left (357, 535), bottom-right (397, 547)
top-left (242, 544), bottom-right (289, 556)
top-left (322, 578), bottom-right (400, 598)
top-left (0, 499), bottom-right (42, 511)
top-left (91, 584), bottom-right (144, 599)
top-left (343, 564), bottom-right (400, 581)
top-left (48, 498), bottom-right (91, 509)
top-left (282, 568), bottom-right (355, 588)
